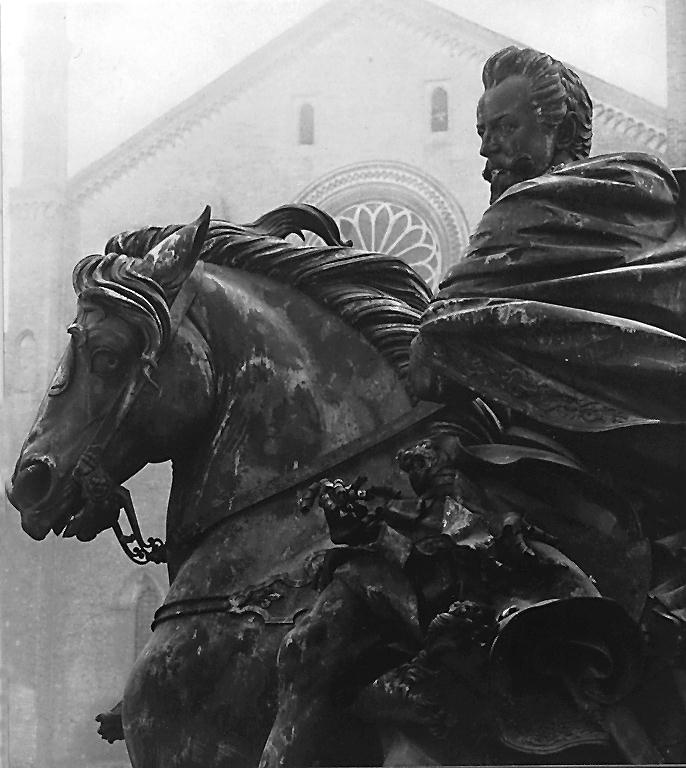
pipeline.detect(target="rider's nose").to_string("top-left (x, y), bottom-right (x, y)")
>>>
top-left (480, 130), bottom-right (497, 158)
top-left (8, 457), bottom-right (54, 510)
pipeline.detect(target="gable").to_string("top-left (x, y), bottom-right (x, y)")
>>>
top-left (69, 0), bottom-right (667, 205)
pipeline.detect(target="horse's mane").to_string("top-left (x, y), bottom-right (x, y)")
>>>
top-left (105, 205), bottom-right (432, 380)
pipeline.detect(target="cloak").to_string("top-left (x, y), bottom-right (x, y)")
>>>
top-left (414, 152), bottom-right (686, 433)
top-left (406, 153), bottom-right (686, 757)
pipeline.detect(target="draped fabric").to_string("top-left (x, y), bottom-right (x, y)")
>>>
top-left (407, 154), bottom-right (686, 757)
top-left (415, 153), bottom-right (686, 432)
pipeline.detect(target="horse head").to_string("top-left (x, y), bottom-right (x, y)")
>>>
top-left (7, 207), bottom-right (214, 543)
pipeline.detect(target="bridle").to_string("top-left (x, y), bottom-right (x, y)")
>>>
top-left (64, 260), bottom-right (206, 564)
top-left (62, 255), bottom-right (443, 568)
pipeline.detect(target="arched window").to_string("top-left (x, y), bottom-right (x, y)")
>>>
top-left (430, 87), bottom-right (449, 132)
top-left (296, 162), bottom-right (471, 282)
top-left (134, 578), bottom-right (160, 657)
top-left (298, 103), bottom-right (315, 145)
top-left (16, 330), bottom-right (38, 393)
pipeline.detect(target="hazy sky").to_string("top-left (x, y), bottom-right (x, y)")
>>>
top-left (1, 0), bottom-right (667, 184)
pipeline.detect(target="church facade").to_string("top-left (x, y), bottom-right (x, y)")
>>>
top-left (1, 1), bottom-right (674, 765)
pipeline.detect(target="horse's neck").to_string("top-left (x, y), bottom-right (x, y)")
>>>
top-left (166, 266), bottom-right (414, 577)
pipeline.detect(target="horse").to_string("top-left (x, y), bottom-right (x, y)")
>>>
top-left (7, 204), bottom-right (681, 767)
top-left (6, 204), bottom-right (441, 767)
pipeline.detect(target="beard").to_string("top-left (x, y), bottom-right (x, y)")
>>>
top-left (483, 154), bottom-right (539, 204)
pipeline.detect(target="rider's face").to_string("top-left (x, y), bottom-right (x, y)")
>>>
top-left (477, 75), bottom-right (558, 202)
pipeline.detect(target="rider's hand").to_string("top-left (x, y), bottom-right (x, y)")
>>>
top-left (318, 477), bottom-right (380, 546)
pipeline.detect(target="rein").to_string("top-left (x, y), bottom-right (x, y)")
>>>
top-left (153, 402), bottom-right (444, 630)
top-left (114, 399), bottom-right (441, 566)
top-left (170, 400), bottom-right (445, 549)
top-left (134, 381), bottom-right (441, 630)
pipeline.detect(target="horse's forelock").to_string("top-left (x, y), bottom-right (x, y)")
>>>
top-left (72, 252), bottom-right (172, 356)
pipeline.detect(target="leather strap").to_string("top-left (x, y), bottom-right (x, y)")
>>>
top-left (172, 400), bottom-right (445, 547)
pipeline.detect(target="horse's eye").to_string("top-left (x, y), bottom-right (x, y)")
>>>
top-left (91, 349), bottom-right (122, 377)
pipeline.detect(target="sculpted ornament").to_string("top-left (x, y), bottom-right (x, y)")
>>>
top-left (6, 45), bottom-right (686, 767)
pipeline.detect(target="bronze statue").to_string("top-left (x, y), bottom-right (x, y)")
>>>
top-left (6, 44), bottom-right (686, 767)
top-left (6, 204), bottom-right (434, 767)
top-left (413, 46), bottom-right (685, 433)
top-left (476, 46), bottom-right (591, 204)
top-left (262, 47), bottom-right (686, 765)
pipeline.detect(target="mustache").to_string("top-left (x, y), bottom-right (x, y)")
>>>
top-left (482, 154), bottom-right (536, 183)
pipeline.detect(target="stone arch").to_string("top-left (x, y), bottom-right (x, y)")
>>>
top-left (296, 161), bottom-right (469, 290)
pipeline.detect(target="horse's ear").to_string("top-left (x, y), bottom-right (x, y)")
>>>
top-left (141, 206), bottom-right (210, 297)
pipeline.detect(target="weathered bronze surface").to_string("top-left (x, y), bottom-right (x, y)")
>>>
top-left (6, 44), bottom-right (686, 767)
top-left (6, 203), bottom-right (432, 766)
top-left (261, 47), bottom-right (686, 766)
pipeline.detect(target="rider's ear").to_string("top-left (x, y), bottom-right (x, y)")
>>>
top-left (142, 206), bottom-right (210, 300)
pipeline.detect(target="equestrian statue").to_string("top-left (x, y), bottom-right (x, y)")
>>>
top-left (7, 46), bottom-right (686, 766)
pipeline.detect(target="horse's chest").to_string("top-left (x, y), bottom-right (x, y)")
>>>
top-left (130, 614), bottom-right (284, 706)
top-left (122, 615), bottom-right (288, 766)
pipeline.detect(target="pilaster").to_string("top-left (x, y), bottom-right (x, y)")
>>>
top-left (666, 0), bottom-right (686, 166)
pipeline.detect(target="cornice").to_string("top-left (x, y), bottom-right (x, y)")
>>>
top-left (67, 0), bottom-right (667, 204)
top-left (367, 0), bottom-right (667, 155)
top-left (68, 0), bottom-right (360, 205)
top-left (9, 186), bottom-right (69, 219)
top-left (593, 104), bottom-right (666, 153)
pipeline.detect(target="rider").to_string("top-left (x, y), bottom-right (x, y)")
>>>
top-left (261, 47), bottom-right (686, 766)
top-left (411, 45), bottom-right (686, 614)
top-left (412, 45), bottom-right (686, 458)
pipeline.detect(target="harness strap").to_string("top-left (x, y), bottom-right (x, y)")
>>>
top-left (170, 401), bottom-right (446, 548)
top-left (69, 263), bottom-right (205, 564)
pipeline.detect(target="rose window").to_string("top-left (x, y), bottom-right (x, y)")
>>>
top-left (307, 201), bottom-right (442, 290)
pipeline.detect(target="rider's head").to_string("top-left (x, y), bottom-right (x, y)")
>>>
top-left (477, 46), bottom-right (592, 202)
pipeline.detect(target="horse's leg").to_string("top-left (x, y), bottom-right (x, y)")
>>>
top-left (95, 699), bottom-right (124, 743)
top-left (259, 555), bottom-right (416, 768)
top-left (122, 616), bottom-right (285, 768)
top-left (259, 576), bottom-right (381, 767)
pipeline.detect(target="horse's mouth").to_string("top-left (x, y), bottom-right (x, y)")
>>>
top-left (58, 504), bottom-right (101, 541)
top-left (49, 491), bottom-right (87, 538)
top-left (52, 496), bottom-right (121, 542)
top-left (12, 482), bottom-right (81, 541)
top-left (51, 506), bottom-right (82, 537)
top-left (21, 486), bottom-right (94, 541)
top-left (39, 471), bottom-right (126, 543)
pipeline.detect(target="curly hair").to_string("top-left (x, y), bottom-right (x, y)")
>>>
top-left (482, 46), bottom-right (592, 160)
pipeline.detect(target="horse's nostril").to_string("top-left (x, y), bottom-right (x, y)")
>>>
top-left (11, 460), bottom-right (53, 509)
